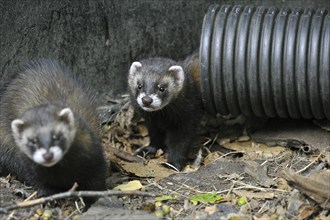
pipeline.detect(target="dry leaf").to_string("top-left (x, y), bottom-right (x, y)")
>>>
top-left (276, 178), bottom-right (291, 191)
top-left (118, 160), bottom-right (175, 180)
top-left (280, 169), bottom-right (330, 209)
top-left (137, 123), bottom-right (149, 137)
top-left (298, 204), bottom-right (318, 219)
top-left (218, 140), bottom-right (288, 160)
top-left (237, 135), bottom-right (251, 142)
top-left (244, 161), bottom-right (276, 187)
top-left (113, 180), bottom-right (143, 191)
top-left (203, 151), bottom-right (222, 165)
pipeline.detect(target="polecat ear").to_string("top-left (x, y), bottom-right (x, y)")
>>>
top-left (129, 62), bottom-right (142, 76)
top-left (59, 108), bottom-right (75, 128)
top-left (168, 65), bottom-right (185, 86)
top-left (11, 119), bottom-right (25, 138)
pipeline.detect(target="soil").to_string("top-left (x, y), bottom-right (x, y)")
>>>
top-left (0, 100), bottom-right (329, 220)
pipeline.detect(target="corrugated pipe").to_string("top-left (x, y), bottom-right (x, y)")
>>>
top-left (200, 5), bottom-right (330, 119)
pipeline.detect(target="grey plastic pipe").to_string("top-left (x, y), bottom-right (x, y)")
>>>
top-left (200, 5), bottom-right (330, 119)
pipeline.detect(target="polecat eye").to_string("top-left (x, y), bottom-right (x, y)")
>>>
top-left (28, 138), bottom-right (37, 145)
top-left (159, 87), bottom-right (165, 92)
top-left (52, 134), bottom-right (62, 141)
top-left (137, 83), bottom-right (143, 90)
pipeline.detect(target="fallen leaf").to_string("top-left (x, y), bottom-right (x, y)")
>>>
top-left (279, 169), bottom-right (330, 209)
top-left (137, 123), bottom-right (149, 137)
top-left (298, 204), bottom-right (318, 219)
top-left (217, 138), bottom-right (231, 145)
top-left (117, 160), bottom-right (175, 180)
top-left (113, 180), bottom-right (143, 191)
top-left (189, 192), bottom-right (222, 205)
top-left (244, 161), bottom-right (276, 187)
top-left (238, 135), bottom-right (251, 142)
top-left (203, 151), bottom-right (222, 166)
top-left (218, 140), bottom-right (288, 160)
top-left (276, 178), bottom-right (291, 191)
top-left (237, 196), bottom-right (248, 206)
top-left (128, 137), bottom-right (149, 147)
top-left (155, 195), bottom-right (177, 202)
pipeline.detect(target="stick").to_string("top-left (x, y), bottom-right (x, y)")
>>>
top-left (296, 152), bottom-right (323, 174)
top-left (0, 190), bottom-right (158, 214)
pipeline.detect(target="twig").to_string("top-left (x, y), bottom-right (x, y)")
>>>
top-left (231, 180), bottom-right (286, 192)
top-left (202, 137), bottom-right (212, 146)
top-left (69, 182), bottom-right (79, 191)
top-left (257, 201), bottom-right (269, 214)
top-left (260, 160), bottom-right (268, 167)
top-left (74, 197), bottom-right (85, 213)
top-left (296, 152), bottom-right (323, 174)
top-left (0, 190), bottom-right (158, 214)
top-left (226, 182), bottom-right (236, 197)
top-left (207, 133), bottom-right (219, 151)
top-left (216, 186), bottom-right (251, 194)
top-left (64, 197), bottom-right (85, 220)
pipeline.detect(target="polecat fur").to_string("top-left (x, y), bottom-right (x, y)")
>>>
top-left (128, 55), bottom-right (202, 170)
top-left (0, 59), bottom-right (107, 196)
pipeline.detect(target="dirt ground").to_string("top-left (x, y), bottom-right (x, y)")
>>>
top-left (0, 99), bottom-right (329, 220)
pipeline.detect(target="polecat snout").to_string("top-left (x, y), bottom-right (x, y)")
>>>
top-left (128, 57), bottom-right (202, 170)
top-left (0, 59), bottom-right (107, 197)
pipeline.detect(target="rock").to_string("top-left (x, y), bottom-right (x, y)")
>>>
top-left (78, 197), bottom-right (157, 220)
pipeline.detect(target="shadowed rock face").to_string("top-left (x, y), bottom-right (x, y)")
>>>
top-left (0, 0), bottom-right (327, 99)
top-left (0, 0), bottom-right (206, 98)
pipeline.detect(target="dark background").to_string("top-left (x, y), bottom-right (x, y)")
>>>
top-left (0, 0), bottom-right (328, 100)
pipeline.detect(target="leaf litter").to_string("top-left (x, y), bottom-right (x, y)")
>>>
top-left (1, 98), bottom-right (329, 219)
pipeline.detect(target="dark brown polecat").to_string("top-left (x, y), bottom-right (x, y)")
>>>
top-left (0, 59), bottom-right (107, 197)
top-left (128, 54), bottom-right (202, 170)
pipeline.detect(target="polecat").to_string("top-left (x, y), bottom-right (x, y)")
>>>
top-left (128, 55), bottom-right (202, 170)
top-left (0, 59), bottom-right (107, 196)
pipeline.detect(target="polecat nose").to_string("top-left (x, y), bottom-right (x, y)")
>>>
top-left (142, 96), bottom-right (153, 106)
top-left (43, 151), bottom-right (54, 162)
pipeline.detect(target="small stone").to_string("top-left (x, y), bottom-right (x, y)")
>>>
top-left (41, 209), bottom-right (52, 219)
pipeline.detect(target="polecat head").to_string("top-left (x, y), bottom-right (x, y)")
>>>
top-left (128, 58), bottom-right (185, 112)
top-left (11, 104), bottom-right (77, 167)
